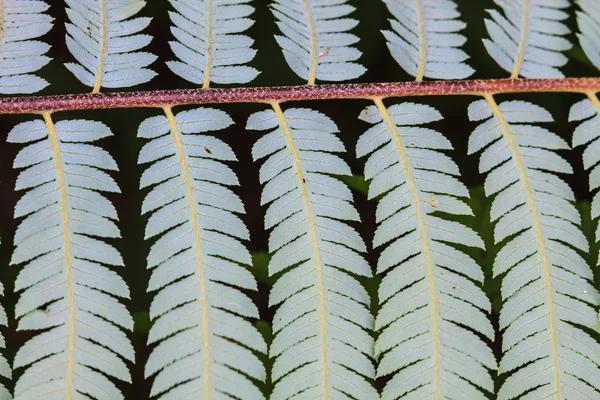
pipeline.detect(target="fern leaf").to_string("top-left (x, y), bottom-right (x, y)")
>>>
top-left (576, 0), bottom-right (600, 70)
top-left (271, 0), bottom-right (366, 84)
top-left (139, 107), bottom-right (266, 399)
top-left (167, 0), bottom-right (259, 87)
top-left (359, 100), bottom-right (495, 400)
top-left (0, 284), bottom-right (9, 400)
top-left (571, 1), bottom-right (600, 262)
top-left (8, 116), bottom-right (133, 399)
top-left (65, 0), bottom-right (157, 92)
top-left (0, 0), bottom-right (53, 93)
top-left (382, 0), bottom-right (474, 80)
top-left (483, 0), bottom-right (571, 78)
top-left (469, 96), bottom-right (600, 400)
top-left (570, 94), bottom-right (600, 261)
top-left (247, 104), bottom-right (377, 400)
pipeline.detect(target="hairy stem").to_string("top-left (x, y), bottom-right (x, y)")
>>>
top-left (1, 78), bottom-right (600, 114)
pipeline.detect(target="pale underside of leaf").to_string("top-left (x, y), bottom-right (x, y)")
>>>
top-left (361, 99), bottom-right (494, 400)
top-left (576, 0), bottom-right (600, 71)
top-left (139, 107), bottom-right (266, 400)
top-left (571, 91), bottom-right (600, 260)
top-left (272, 0), bottom-right (366, 84)
top-left (9, 115), bottom-right (133, 400)
top-left (273, 102), bottom-right (330, 398)
top-left (247, 104), bottom-right (376, 400)
top-left (483, 0), bottom-right (572, 79)
top-left (65, 0), bottom-right (157, 91)
top-left (167, 0), bottom-right (258, 87)
top-left (0, 282), bottom-right (8, 400)
top-left (382, 0), bottom-right (474, 80)
top-left (571, 1), bottom-right (600, 259)
top-left (471, 95), bottom-right (600, 400)
top-left (0, 0), bottom-right (53, 93)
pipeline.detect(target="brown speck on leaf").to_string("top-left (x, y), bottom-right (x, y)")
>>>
top-left (423, 195), bottom-right (439, 208)
top-left (86, 26), bottom-right (92, 35)
top-left (317, 48), bottom-right (330, 58)
top-left (204, 146), bottom-right (212, 154)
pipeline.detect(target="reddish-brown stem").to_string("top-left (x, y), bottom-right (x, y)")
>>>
top-left (0, 78), bottom-right (598, 114)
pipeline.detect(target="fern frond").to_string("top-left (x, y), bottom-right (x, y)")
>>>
top-left (65, 0), bottom-right (157, 92)
top-left (571, 2), bottom-right (600, 262)
top-left (575, 0), bottom-right (600, 70)
top-left (271, 0), bottom-right (366, 84)
top-left (570, 94), bottom-right (600, 260)
top-left (382, 0), bottom-right (474, 80)
top-left (139, 107), bottom-right (266, 399)
top-left (469, 96), bottom-right (600, 400)
top-left (483, 0), bottom-right (571, 79)
top-left (0, 0), bottom-right (53, 93)
top-left (359, 100), bottom-right (495, 400)
top-left (247, 104), bottom-right (376, 400)
top-left (8, 116), bottom-right (133, 399)
top-left (167, 0), bottom-right (259, 87)
top-left (0, 284), bottom-right (9, 400)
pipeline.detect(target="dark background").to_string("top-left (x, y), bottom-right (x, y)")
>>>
top-left (0, 0), bottom-right (598, 398)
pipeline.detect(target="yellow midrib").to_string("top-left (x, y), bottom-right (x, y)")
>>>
top-left (304, 0), bottom-right (318, 86)
top-left (92, 0), bottom-right (108, 93)
top-left (415, 0), bottom-right (427, 82)
top-left (484, 93), bottom-right (561, 397)
top-left (374, 98), bottom-right (441, 397)
top-left (510, 0), bottom-right (530, 79)
top-left (271, 101), bottom-right (329, 395)
top-left (164, 106), bottom-right (212, 399)
top-left (202, 0), bottom-right (214, 89)
top-left (586, 90), bottom-right (600, 114)
top-left (44, 112), bottom-right (76, 397)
